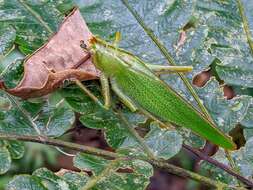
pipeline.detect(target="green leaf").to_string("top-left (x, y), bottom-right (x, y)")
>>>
top-left (144, 123), bottom-right (182, 159)
top-left (0, 147), bottom-right (11, 174)
top-left (7, 160), bottom-right (152, 190)
top-left (6, 140), bottom-right (25, 159)
top-left (35, 104), bottom-right (75, 137)
top-left (6, 175), bottom-right (47, 190)
top-left (60, 84), bottom-right (101, 114)
top-left (180, 129), bottom-right (205, 149)
top-left (0, 139), bottom-right (25, 175)
top-left (0, 26), bottom-right (16, 58)
top-left (198, 0), bottom-right (253, 88)
top-left (1, 59), bottom-right (24, 89)
top-left (0, 0), bottom-right (74, 55)
top-left (241, 106), bottom-right (253, 140)
top-left (6, 169), bottom-right (88, 190)
top-left (243, 128), bottom-right (253, 141)
top-left (74, 153), bottom-right (109, 175)
top-left (74, 153), bottom-right (153, 190)
top-left (22, 168), bottom-right (88, 190)
top-left (61, 170), bottom-right (89, 189)
top-left (33, 168), bottom-right (71, 190)
top-left (119, 123), bottom-right (182, 159)
top-left (197, 78), bottom-right (252, 133)
top-left (0, 49), bottom-right (24, 75)
top-left (241, 106), bottom-right (253, 127)
top-left (0, 106), bottom-right (36, 135)
top-left (0, 93), bottom-right (74, 137)
top-left (79, 109), bottom-right (133, 149)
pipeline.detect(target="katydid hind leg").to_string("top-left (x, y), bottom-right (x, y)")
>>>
top-left (113, 31), bottom-right (122, 47)
top-left (145, 64), bottom-right (193, 74)
top-left (110, 79), bottom-right (138, 112)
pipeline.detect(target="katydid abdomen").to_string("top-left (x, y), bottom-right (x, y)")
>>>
top-left (113, 68), bottom-right (236, 150)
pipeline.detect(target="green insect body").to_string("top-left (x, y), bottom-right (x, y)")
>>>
top-left (87, 36), bottom-right (236, 150)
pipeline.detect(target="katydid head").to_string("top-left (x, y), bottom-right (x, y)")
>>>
top-left (86, 36), bottom-right (127, 76)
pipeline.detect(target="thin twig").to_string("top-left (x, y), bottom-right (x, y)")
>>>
top-left (75, 80), bottom-right (103, 107)
top-left (150, 160), bottom-right (243, 190)
top-left (117, 111), bottom-right (156, 159)
top-left (183, 144), bottom-right (253, 188)
top-left (0, 133), bottom-right (245, 190)
top-left (237, 0), bottom-right (253, 55)
top-left (225, 149), bottom-right (242, 186)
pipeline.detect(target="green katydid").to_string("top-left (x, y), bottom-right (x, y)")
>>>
top-left (80, 34), bottom-right (236, 150)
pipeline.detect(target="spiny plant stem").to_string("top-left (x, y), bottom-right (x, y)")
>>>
top-left (0, 133), bottom-right (246, 190)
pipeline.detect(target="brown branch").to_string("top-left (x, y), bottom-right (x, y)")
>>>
top-left (0, 133), bottom-right (245, 190)
top-left (183, 144), bottom-right (253, 188)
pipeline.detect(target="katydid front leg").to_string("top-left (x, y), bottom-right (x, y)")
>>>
top-left (100, 72), bottom-right (111, 109)
top-left (99, 66), bottom-right (192, 110)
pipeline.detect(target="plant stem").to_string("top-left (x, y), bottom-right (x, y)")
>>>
top-left (151, 160), bottom-right (240, 190)
top-left (225, 150), bottom-right (239, 172)
top-left (0, 133), bottom-right (120, 159)
top-left (225, 150), bottom-right (242, 186)
top-left (117, 111), bottom-right (156, 159)
top-left (18, 0), bottom-right (53, 34)
top-left (237, 0), bottom-right (253, 55)
top-left (0, 133), bottom-right (246, 189)
top-left (183, 144), bottom-right (253, 188)
top-left (75, 80), bottom-right (103, 107)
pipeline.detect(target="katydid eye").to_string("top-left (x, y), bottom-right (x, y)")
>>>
top-left (80, 40), bottom-right (87, 49)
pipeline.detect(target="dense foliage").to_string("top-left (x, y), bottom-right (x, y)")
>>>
top-left (0, 0), bottom-right (253, 189)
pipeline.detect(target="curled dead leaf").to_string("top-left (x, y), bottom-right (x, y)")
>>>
top-left (1, 8), bottom-right (100, 99)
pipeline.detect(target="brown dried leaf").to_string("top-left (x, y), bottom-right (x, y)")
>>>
top-left (1, 8), bottom-right (99, 99)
